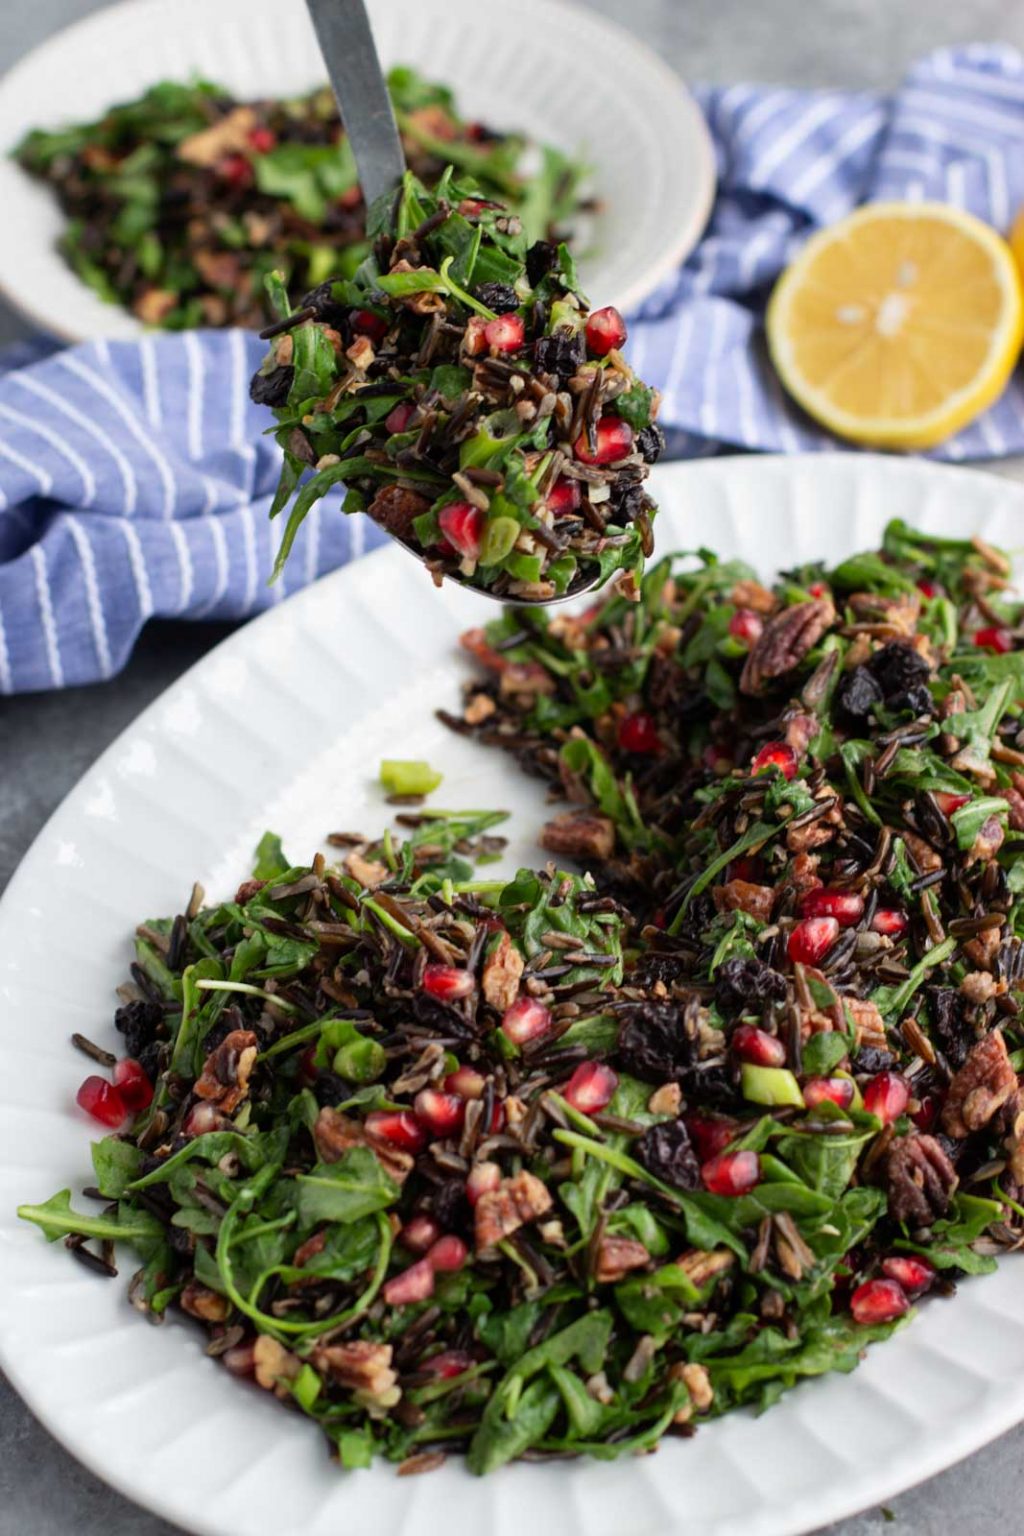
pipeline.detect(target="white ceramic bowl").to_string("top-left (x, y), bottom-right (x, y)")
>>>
top-left (0, 0), bottom-right (715, 341)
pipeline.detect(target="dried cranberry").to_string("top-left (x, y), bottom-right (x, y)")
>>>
top-left (714, 956), bottom-right (787, 1016)
top-left (475, 282), bottom-right (520, 313)
top-left (927, 988), bottom-right (972, 1068)
top-left (865, 642), bottom-right (933, 713)
top-left (852, 1046), bottom-right (896, 1075)
top-left (114, 998), bottom-right (164, 1058)
top-left (636, 424), bottom-right (665, 463)
top-left (636, 1120), bottom-right (701, 1190)
top-left (618, 1000), bottom-right (695, 1082)
top-left (249, 364), bottom-right (294, 408)
top-left (533, 330), bottom-right (584, 380)
top-left (836, 666), bottom-right (883, 724)
top-left (526, 240), bottom-right (559, 286)
top-left (300, 281), bottom-right (349, 327)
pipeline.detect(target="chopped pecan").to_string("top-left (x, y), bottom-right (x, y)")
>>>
top-left (179, 1281), bottom-right (231, 1323)
top-left (193, 1029), bottom-right (258, 1114)
top-left (314, 1106), bottom-right (414, 1184)
top-left (786, 852), bottom-right (822, 896)
top-left (463, 692), bottom-right (496, 726)
top-left (540, 809), bottom-right (615, 865)
top-left (234, 877), bottom-right (266, 904)
top-left (670, 1360), bottom-right (715, 1422)
top-left (713, 879), bottom-right (775, 923)
top-left (133, 288), bottom-right (177, 326)
top-left (942, 1030), bottom-right (1019, 1138)
top-left (964, 926), bottom-right (1002, 970)
top-left (345, 850), bottom-right (390, 888)
top-left (967, 814), bottom-right (1005, 865)
top-left (474, 1169), bottom-right (553, 1252)
top-left (901, 830), bottom-right (943, 875)
top-left (647, 1083), bottom-right (682, 1116)
top-left (843, 997), bottom-right (887, 1051)
top-left (676, 1248), bottom-right (734, 1288)
top-left (481, 930), bottom-right (524, 1013)
top-left (783, 712), bottom-right (817, 755)
top-left (1003, 787), bottom-right (1024, 832)
top-left (178, 106), bottom-right (257, 167)
top-left (293, 1230), bottom-right (327, 1268)
top-left (730, 578), bottom-right (777, 614)
top-left (740, 597), bottom-right (836, 696)
top-left (594, 1236), bottom-right (649, 1283)
top-left (253, 1334), bottom-right (301, 1391)
top-left (194, 249), bottom-right (242, 290)
top-left (847, 590), bottom-right (920, 636)
top-left (499, 662), bottom-right (556, 697)
top-left (961, 971), bottom-right (999, 1006)
top-left (886, 1133), bottom-right (959, 1225)
top-left (346, 334), bottom-right (375, 370)
top-left (368, 485), bottom-right (431, 540)
top-left (311, 1340), bottom-right (398, 1401)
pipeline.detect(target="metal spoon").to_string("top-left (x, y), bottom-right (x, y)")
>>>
top-left (303, 0), bottom-right (601, 607)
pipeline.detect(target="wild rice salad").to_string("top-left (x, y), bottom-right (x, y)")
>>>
top-left (14, 71), bottom-right (587, 330)
top-left (21, 522), bottom-right (1024, 1474)
top-left (249, 171), bottom-right (662, 601)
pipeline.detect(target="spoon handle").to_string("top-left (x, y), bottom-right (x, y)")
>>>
top-left (304, 0), bottom-right (406, 208)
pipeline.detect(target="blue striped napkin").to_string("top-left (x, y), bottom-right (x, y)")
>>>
top-left (3, 43), bottom-right (1024, 694)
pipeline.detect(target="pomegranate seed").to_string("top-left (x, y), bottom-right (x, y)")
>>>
top-left (787, 916), bottom-right (840, 966)
top-left (427, 1235), bottom-right (468, 1272)
top-left (808, 581), bottom-right (829, 599)
top-left (934, 791), bottom-right (970, 815)
top-left (459, 197), bottom-right (491, 216)
top-left (366, 1111), bottom-right (428, 1152)
top-left (184, 1102), bottom-right (232, 1136)
top-left (383, 1257), bottom-right (435, 1306)
top-left (113, 1058), bottom-right (153, 1113)
top-left (871, 908), bottom-right (908, 938)
top-left (803, 1076), bottom-right (854, 1111)
top-left (546, 477), bottom-right (581, 515)
top-left (422, 963), bottom-right (475, 1002)
top-left (911, 1092), bottom-right (939, 1131)
top-left (863, 1072), bottom-right (909, 1125)
top-left (424, 1349), bottom-right (474, 1378)
top-left (338, 185), bottom-right (363, 210)
top-left (466, 1161), bottom-right (502, 1204)
top-left (730, 855), bottom-right (762, 882)
top-left (917, 579), bottom-right (938, 598)
top-left (351, 308), bottom-right (388, 342)
top-left (728, 608), bottom-right (764, 646)
top-left (974, 626), bottom-right (1012, 653)
top-left (445, 1065), bottom-right (486, 1099)
top-left (247, 126), bottom-right (276, 153)
top-left (460, 626), bottom-right (507, 672)
top-left (617, 710), bottom-right (660, 754)
top-left (652, 909), bottom-right (667, 929)
top-left (438, 501), bottom-right (485, 560)
top-left (685, 1113), bottom-right (737, 1161)
top-left (732, 1025), bottom-right (786, 1068)
top-left (484, 314), bottom-right (524, 353)
top-left (220, 153), bottom-right (252, 187)
top-left (501, 996), bottom-right (553, 1046)
top-left (385, 401), bottom-right (416, 434)
top-left (881, 1254), bottom-right (935, 1296)
top-left (798, 888), bottom-right (864, 927)
top-left (413, 1088), bottom-right (465, 1138)
top-left (701, 1149), bottom-right (761, 1196)
top-left (850, 1277), bottom-right (909, 1325)
top-left (585, 305), bottom-right (627, 356)
top-left (401, 1215), bottom-right (441, 1254)
top-left (563, 1061), bottom-right (619, 1114)
top-left (574, 416), bottom-right (634, 466)
top-left (76, 1076), bottom-right (126, 1128)
top-left (752, 741), bottom-right (798, 780)
top-left (298, 1044), bottom-right (319, 1084)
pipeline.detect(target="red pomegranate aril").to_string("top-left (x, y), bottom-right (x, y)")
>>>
top-left (366, 1110), bottom-right (428, 1152)
top-left (574, 416), bottom-right (634, 466)
top-left (808, 581), bottom-right (829, 599)
top-left (466, 1161), bottom-right (502, 1204)
top-left (445, 1065), bottom-right (486, 1099)
top-left (618, 710), bottom-right (660, 754)
top-left (460, 626), bottom-right (507, 672)
top-left (974, 625), bottom-right (1012, 653)
top-left (730, 855), bottom-right (762, 882)
top-left (850, 1277), bottom-right (909, 1325)
top-left (787, 915), bottom-right (840, 966)
top-left (585, 305), bottom-right (628, 356)
top-left (728, 608), bottom-right (764, 647)
top-left (563, 1061), bottom-right (619, 1114)
top-left (113, 1058), bottom-right (153, 1113)
top-left (484, 313), bottom-right (524, 353)
top-left (863, 1072), bottom-right (909, 1125)
top-left (401, 1215), bottom-right (441, 1254)
top-left (425, 1349), bottom-right (474, 1379)
top-left (911, 1092), bottom-right (939, 1132)
top-left (803, 1076), bottom-right (855, 1111)
top-left (422, 963), bottom-right (475, 1002)
top-left (438, 501), bottom-right (485, 561)
top-left (501, 996), bottom-right (553, 1046)
top-left (731, 1025), bottom-right (786, 1068)
top-left (427, 1235), bottom-right (468, 1272)
top-left (881, 1254), bottom-right (935, 1296)
top-left (413, 1088), bottom-right (465, 1138)
top-left (298, 1043), bottom-right (319, 1084)
top-left (247, 126), bottom-right (277, 153)
top-left (917, 578), bottom-right (938, 599)
top-left (934, 791), bottom-right (970, 815)
top-left (752, 741), bottom-right (798, 780)
top-left (685, 1113), bottom-right (737, 1161)
top-left (385, 401), bottom-right (416, 435)
top-left (702, 1149), bottom-right (761, 1197)
top-left (383, 1257), bottom-right (435, 1306)
top-left (76, 1076), bottom-right (126, 1128)
top-left (871, 908), bottom-right (908, 938)
top-left (546, 477), bottom-right (581, 515)
top-left (220, 153), bottom-right (252, 187)
top-left (798, 887), bottom-right (864, 927)
top-left (351, 308), bottom-right (388, 342)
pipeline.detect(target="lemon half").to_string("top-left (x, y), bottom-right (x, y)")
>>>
top-left (767, 201), bottom-right (1024, 449)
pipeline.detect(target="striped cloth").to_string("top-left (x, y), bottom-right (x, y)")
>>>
top-left (4, 44), bottom-right (1024, 692)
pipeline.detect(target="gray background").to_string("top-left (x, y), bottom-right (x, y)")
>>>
top-left (3, 0), bottom-right (1024, 1531)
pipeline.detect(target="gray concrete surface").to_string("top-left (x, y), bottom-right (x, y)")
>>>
top-left (4, 1), bottom-right (1024, 1532)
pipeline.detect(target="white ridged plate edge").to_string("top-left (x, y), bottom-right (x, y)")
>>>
top-left (0, 0), bottom-right (714, 342)
top-left (3, 455), bottom-right (1024, 1536)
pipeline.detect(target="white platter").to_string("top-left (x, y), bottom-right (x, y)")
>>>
top-left (0, 0), bottom-right (714, 342)
top-left (3, 454), bottom-right (1024, 1536)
